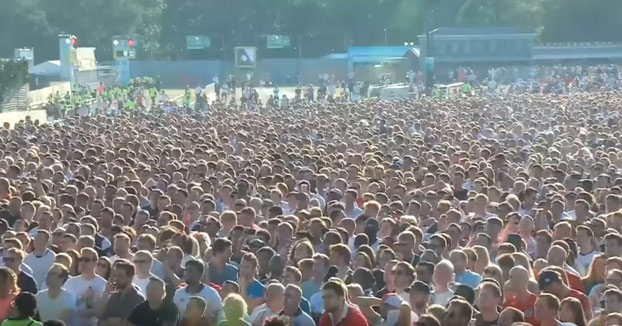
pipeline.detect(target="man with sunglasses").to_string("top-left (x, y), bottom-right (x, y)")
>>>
top-left (64, 247), bottom-right (107, 326)
top-left (3, 247), bottom-right (37, 294)
top-left (133, 250), bottom-right (156, 296)
top-left (36, 263), bottom-right (75, 323)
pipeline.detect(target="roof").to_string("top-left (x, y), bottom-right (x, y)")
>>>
top-left (29, 60), bottom-right (60, 76)
top-left (347, 46), bottom-right (420, 59)
top-left (430, 27), bottom-right (533, 36)
top-left (533, 44), bottom-right (622, 61)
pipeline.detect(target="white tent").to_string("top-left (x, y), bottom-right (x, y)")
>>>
top-left (29, 60), bottom-right (61, 76)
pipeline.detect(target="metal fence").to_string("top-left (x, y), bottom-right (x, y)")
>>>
top-left (128, 58), bottom-right (347, 88)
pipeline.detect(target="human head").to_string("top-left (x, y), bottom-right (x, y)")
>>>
top-left (10, 292), bottom-right (37, 319)
top-left (478, 281), bottom-right (502, 312)
top-left (146, 276), bottom-right (166, 304)
top-left (2, 248), bottom-right (23, 273)
top-left (111, 259), bottom-right (135, 290)
top-left (433, 260), bottom-right (454, 288)
top-left (222, 294), bottom-right (247, 321)
top-left (559, 297), bottom-right (587, 326)
top-left (444, 298), bottom-right (473, 326)
top-left (184, 259), bottom-right (205, 285)
top-left (185, 296), bottom-right (207, 320)
top-left (264, 283), bottom-right (285, 311)
top-left (283, 284), bottom-right (303, 314)
top-left (322, 280), bottom-right (347, 313)
top-left (45, 263), bottom-right (70, 290)
top-left (498, 307), bottom-right (524, 326)
top-left (534, 293), bottom-right (560, 324)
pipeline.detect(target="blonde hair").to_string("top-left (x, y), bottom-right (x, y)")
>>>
top-left (222, 293), bottom-right (247, 320)
top-left (0, 267), bottom-right (18, 295)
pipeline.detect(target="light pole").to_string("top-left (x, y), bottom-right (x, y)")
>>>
top-left (384, 28), bottom-right (388, 45)
top-left (424, 4), bottom-right (435, 96)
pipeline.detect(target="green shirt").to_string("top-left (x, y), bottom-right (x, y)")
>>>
top-left (1, 317), bottom-right (42, 326)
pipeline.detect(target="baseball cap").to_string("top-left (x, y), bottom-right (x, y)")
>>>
top-left (538, 270), bottom-right (561, 290)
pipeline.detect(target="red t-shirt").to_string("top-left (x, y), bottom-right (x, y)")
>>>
top-left (566, 272), bottom-right (586, 293)
top-left (504, 292), bottom-right (538, 326)
top-left (568, 289), bottom-right (592, 321)
top-left (319, 305), bottom-right (369, 326)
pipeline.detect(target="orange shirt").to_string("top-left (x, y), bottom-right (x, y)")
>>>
top-left (504, 292), bottom-right (538, 326)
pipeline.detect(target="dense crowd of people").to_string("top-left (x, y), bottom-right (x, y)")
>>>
top-left (4, 71), bottom-right (622, 326)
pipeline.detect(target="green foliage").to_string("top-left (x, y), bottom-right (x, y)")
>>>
top-left (0, 59), bottom-right (29, 103)
top-left (0, 0), bottom-right (620, 60)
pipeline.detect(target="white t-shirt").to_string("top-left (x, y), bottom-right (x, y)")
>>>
top-left (64, 274), bottom-right (107, 326)
top-left (249, 304), bottom-right (278, 326)
top-left (36, 288), bottom-right (76, 322)
top-left (133, 275), bottom-right (152, 297)
top-left (431, 289), bottom-right (454, 306)
top-left (24, 249), bottom-right (56, 288)
top-left (173, 284), bottom-right (222, 318)
top-left (576, 250), bottom-right (598, 276)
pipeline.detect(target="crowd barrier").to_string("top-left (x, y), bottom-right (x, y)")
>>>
top-left (28, 82), bottom-right (71, 108)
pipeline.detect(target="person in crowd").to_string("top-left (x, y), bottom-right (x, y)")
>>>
top-left (98, 259), bottom-right (145, 326)
top-left (181, 296), bottom-right (209, 326)
top-left (1, 292), bottom-right (41, 326)
top-left (173, 260), bottom-right (221, 324)
top-left (559, 297), bottom-right (588, 326)
top-left (504, 266), bottom-right (537, 324)
top-left (249, 283), bottom-right (284, 326)
top-left (497, 307), bottom-right (524, 326)
top-left (219, 294), bottom-right (250, 326)
top-left (443, 298), bottom-right (473, 326)
top-left (534, 293), bottom-right (564, 326)
top-left (63, 247), bottom-right (107, 326)
top-left (450, 249), bottom-right (482, 289)
top-left (207, 239), bottom-right (238, 286)
top-left (24, 230), bottom-right (55, 289)
top-left (127, 277), bottom-right (179, 326)
top-left (474, 281), bottom-right (501, 326)
top-left (238, 253), bottom-right (265, 312)
top-left (133, 250), bottom-right (156, 296)
top-left (431, 260), bottom-right (454, 306)
top-left (35, 264), bottom-right (75, 323)
top-left (539, 269), bottom-right (592, 321)
top-left (2, 248), bottom-right (36, 294)
top-left (280, 285), bottom-right (314, 326)
top-left (319, 280), bottom-right (368, 326)
top-left (0, 268), bottom-right (19, 322)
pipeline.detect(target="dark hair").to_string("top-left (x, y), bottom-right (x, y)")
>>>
top-left (114, 259), bottom-right (136, 278)
top-left (14, 292), bottom-right (37, 318)
top-left (212, 238), bottom-right (232, 254)
top-left (185, 259), bottom-right (205, 274)
top-left (42, 321), bottom-right (67, 326)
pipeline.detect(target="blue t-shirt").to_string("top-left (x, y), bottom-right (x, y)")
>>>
top-left (456, 270), bottom-right (482, 289)
top-left (246, 279), bottom-right (265, 299)
top-left (208, 263), bottom-right (239, 286)
top-left (301, 280), bottom-right (321, 300)
top-left (301, 297), bottom-right (311, 315)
